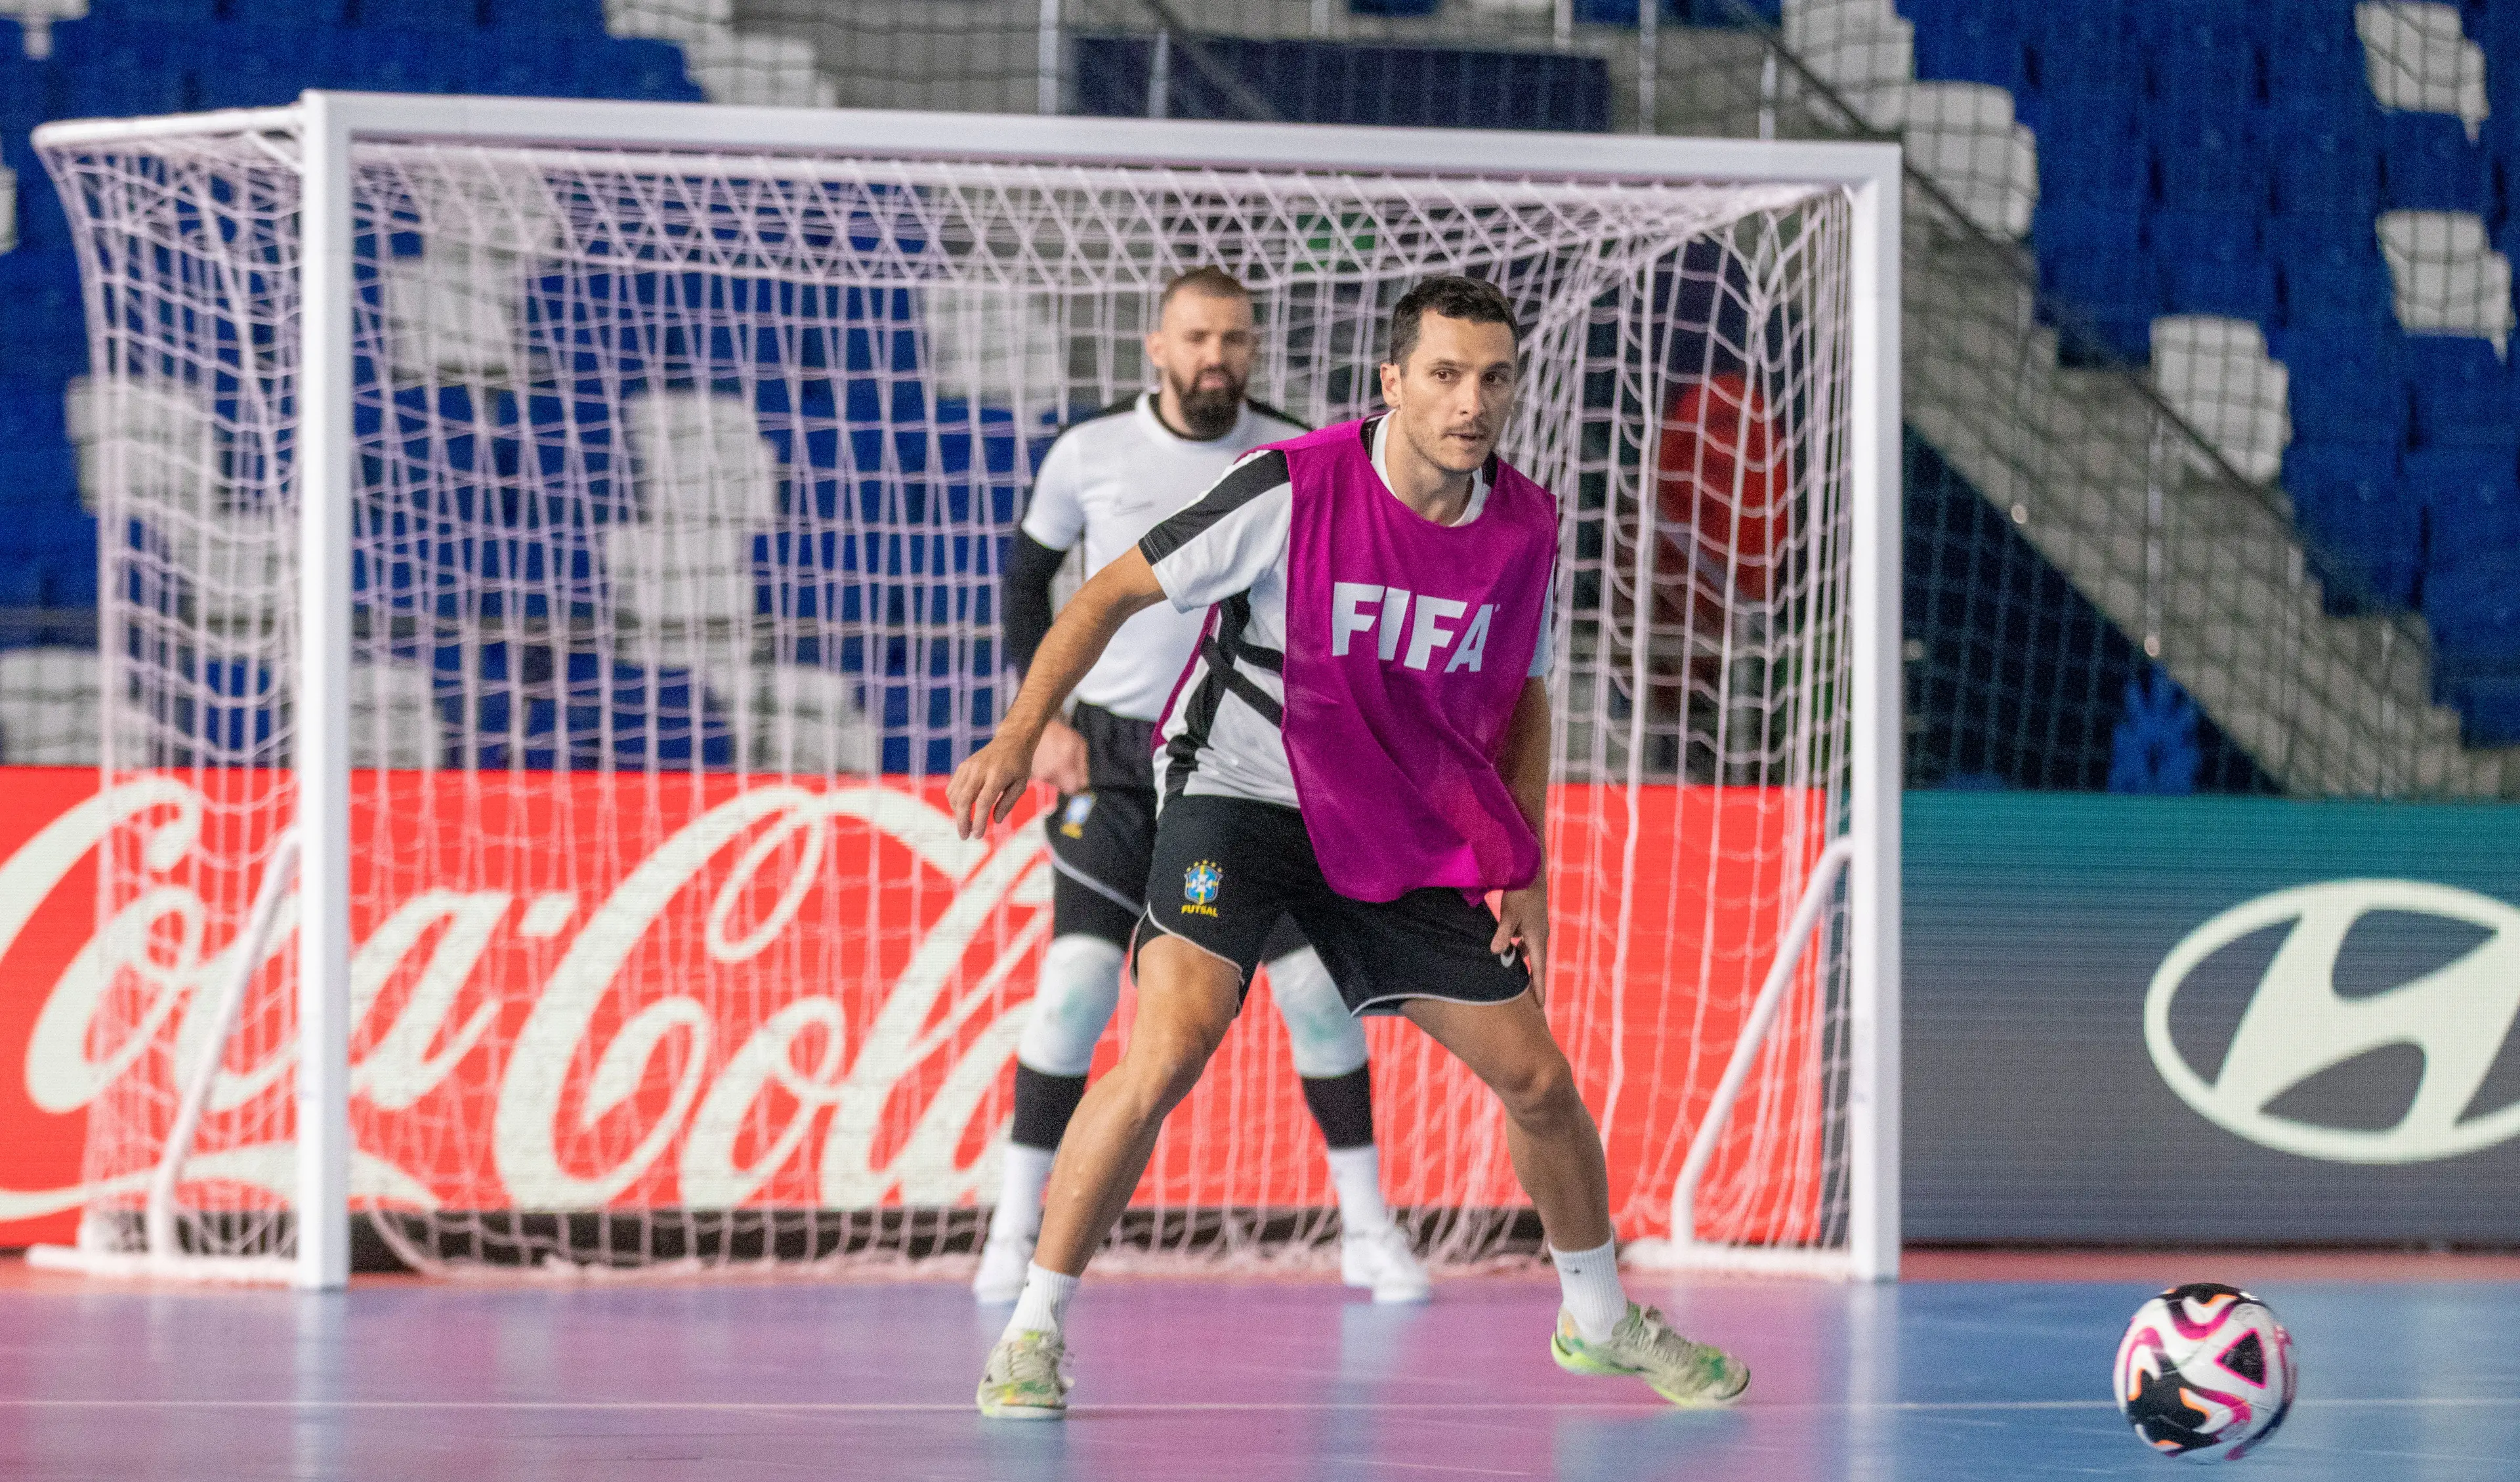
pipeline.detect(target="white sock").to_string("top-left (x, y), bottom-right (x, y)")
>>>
top-left (988, 1144), bottom-right (1057, 1248)
top-left (1325, 1145), bottom-right (1395, 1239)
top-left (1005, 1263), bottom-right (1080, 1340)
top-left (1550, 1239), bottom-right (1628, 1344)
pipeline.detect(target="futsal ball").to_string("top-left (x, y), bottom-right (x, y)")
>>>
top-left (2112, 1283), bottom-right (2296, 1462)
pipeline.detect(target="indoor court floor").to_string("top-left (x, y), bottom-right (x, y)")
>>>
top-left (3, 1254), bottom-right (2516, 1480)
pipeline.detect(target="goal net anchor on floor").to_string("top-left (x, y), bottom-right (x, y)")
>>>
top-left (27, 831), bottom-right (303, 1285)
top-left (1623, 834), bottom-right (1858, 1280)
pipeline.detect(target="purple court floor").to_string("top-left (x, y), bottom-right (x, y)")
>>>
top-left (3, 1258), bottom-right (2516, 1479)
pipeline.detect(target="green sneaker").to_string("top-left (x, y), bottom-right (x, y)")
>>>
top-left (1551, 1303), bottom-right (1750, 1408)
top-left (976, 1329), bottom-right (1072, 1420)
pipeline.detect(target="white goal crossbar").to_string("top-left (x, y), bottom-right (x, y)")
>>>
top-left (33, 95), bottom-right (1902, 1290)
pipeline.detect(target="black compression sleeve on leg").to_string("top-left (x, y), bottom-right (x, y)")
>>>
top-left (1300, 1065), bottom-right (1376, 1151)
top-left (1000, 531), bottom-right (1067, 679)
top-left (1010, 1063), bottom-right (1091, 1151)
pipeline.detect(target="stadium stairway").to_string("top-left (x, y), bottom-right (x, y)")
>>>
top-left (1815, 0), bottom-right (2520, 793)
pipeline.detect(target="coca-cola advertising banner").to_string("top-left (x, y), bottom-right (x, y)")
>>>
top-left (0, 767), bottom-right (1822, 1249)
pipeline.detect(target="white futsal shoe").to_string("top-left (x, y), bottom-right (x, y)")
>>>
top-left (1341, 1223), bottom-right (1433, 1303)
top-left (973, 1223), bottom-right (1034, 1304)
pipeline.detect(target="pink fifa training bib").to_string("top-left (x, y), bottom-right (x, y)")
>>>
top-left (1277, 418), bottom-right (1557, 902)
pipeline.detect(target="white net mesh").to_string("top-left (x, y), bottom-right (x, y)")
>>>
top-left (41, 119), bottom-right (1857, 1274)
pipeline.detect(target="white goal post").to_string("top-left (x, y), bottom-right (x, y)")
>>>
top-left (32, 95), bottom-right (1900, 1291)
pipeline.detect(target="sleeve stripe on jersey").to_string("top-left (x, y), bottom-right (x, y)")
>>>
top-left (1138, 448), bottom-right (1290, 566)
top-left (1243, 398), bottom-right (1311, 434)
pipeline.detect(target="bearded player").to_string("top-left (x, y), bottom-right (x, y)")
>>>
top-left (951, 275), bottom-right (1751, 1417)
top-left (975, 266), bottom-right (1431, 1305)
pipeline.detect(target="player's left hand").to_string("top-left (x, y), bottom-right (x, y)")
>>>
top-left (1492, 883), bottom-right (1549, 1006)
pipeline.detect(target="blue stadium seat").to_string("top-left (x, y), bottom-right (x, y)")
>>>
top-left (2277, 325), bottom-right (2410, 446)
top-left (2154, 121), bottom-right (2267, 213)
top-left (481, 0), bottom-right (604, 31)
top-left (577, 37), bottom-right (707, 103)
top-left (0, 444), bottom-right (77, 507)
top-left (1356, 0), bottom-right (1444, 14)
top-left (2032, 203), bottom-right (2142, 259)
top-left (2145, 20), bottom-right (2263, 112)
top-left (2405, 337), bottom-right (2519, 448)
top-left (0, 256), bottom-right (85, 380)
top-left (2422, 556), bottom-right (2520, 667)
top-left (225, 0), bottom-right (350, 25)
top-left (2284, 441), bottom-right (2420, 610)
top-left (1908, 2), bottom-right (2026, 91)
top-left (2271, 123), bottom-right (2381, 217)
top-left (2381, 112), bottom-right (2492, 210)
top-left (354, 0), bottom-right (484, 29)
top-left (2034, 122), bottom-right (2149, 212)
top-left (2264, 18), bottom-right (2370, 108)
top-left (2162, 240), bottom-right (2278, 321)
top-left (88, 0), bottom-right (223, 23)
top-left (2276, 230), bottom-right (2392, 329)
top-left (2023, 9), bottom-right (2140, 116)
top-left (2148, 209), bottom-right (2258, 261)
top-left (2414, 446), bottom-right (2520, 565)
top-left (192, 47), bottom-right (306, 110)
top-left (2036, 243), bottom-right (2161, 363)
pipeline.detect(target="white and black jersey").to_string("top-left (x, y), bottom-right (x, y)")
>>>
top-left (1017, 391), bottom-right (1306, 723)
top-left (1141, 415), bottom-right (1553, 811)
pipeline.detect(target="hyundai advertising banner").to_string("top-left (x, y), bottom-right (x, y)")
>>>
top-left (1906, 791), bottom-right (2520, 1244)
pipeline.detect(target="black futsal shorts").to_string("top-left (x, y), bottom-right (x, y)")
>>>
top-left (1047, 704), bottom-right (1305, 960)
top-left (1133, 792), bottom-right (1533, 1017)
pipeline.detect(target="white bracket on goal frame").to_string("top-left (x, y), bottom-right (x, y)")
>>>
top-left (33, 94), bottom-right (1902, 1289)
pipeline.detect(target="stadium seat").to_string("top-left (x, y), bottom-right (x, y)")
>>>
top-left (2283, 440), bottom-right (2421, 609)
top-left (2155, 122), bottom-right (2268, 214)
top-left (2271, 123), bottom-right (2382, 218)
top-left (2380, 111), bottom-right (2492, 210)
top-left (1355, 0), bottom-right (1444, 14)
top-left (2277, 325), bottom-right (2412, 446)
top-left (2265, 18), bottom-right (2373, 108)
top-left (0, 645), bottom-right (100, 765)
top-left (2404, 335), bottom-right (2519, 446)
top-left (1906, 2), bottom-right (2025, 92)
top-left (2033, 123), bottom-right (2148, 213)
top-left (2358, 0), bottom-right (2488, 132)
top-left (2145, 17), bottom-right (2263, 112)
top-left (352, 0), bottom-right (483, 30)
top-left (2277, 232), bottom-right (2395, 329)
top-left (2422, 555), bottom-right (2520, 668)
top-left (482, 0), bottom-right (606, 32)
top-left (2378, 210), bottom-right (2510, 343)
top-left (2414, 445), bottom-right (2520, 564)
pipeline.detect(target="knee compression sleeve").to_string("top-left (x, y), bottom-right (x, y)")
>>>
top-left (1016, 933), bottom-right (1127, 1078)
top-left (1264, 945), bottom-right (1368, 1080)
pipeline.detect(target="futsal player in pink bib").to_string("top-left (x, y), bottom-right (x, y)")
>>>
top-left (950, 276), bottom-right (1751, 1418)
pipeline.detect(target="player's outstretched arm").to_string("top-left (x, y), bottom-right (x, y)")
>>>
top-left (950, 549), bottom-right (1168, 839)
top-left (1490, 677), bottom-right (1553, 999)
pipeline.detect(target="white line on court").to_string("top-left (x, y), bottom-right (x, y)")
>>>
top-left (0, 1397), bottom-right (2513, 1413)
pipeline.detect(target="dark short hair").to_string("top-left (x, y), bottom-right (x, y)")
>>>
top-left (1158, 265), bottom-right (1251, 316)
top-left (1384, 274), bottom-right (1519, 368)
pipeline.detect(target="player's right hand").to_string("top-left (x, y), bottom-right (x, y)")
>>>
top-left (1030, 717), bottom-right (1091, 796)
top-left (948, 736), bottom-right (1036, 840)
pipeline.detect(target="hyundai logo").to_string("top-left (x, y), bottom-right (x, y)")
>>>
top-left (2145, 881), bottom-right (2520, 1165)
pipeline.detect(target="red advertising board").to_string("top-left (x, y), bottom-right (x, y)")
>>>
top-left (0, 767), bottom-right (1824, 1251)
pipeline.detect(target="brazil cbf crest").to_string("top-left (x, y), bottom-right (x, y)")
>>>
top-left (1058, 793), bottom-right (1095, 839)
top-left (1182, 860), bottom-right (1223, 916)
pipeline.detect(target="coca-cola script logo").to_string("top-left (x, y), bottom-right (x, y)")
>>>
top-left (0, 770), bottom-right (1057, 1225)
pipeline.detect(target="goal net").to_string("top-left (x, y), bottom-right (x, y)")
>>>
top-left (35, 104), bottom-right (1879, 1279)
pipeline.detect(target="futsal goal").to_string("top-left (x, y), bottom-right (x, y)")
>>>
top-left (28, 96), bottom-right (1899, 1288)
